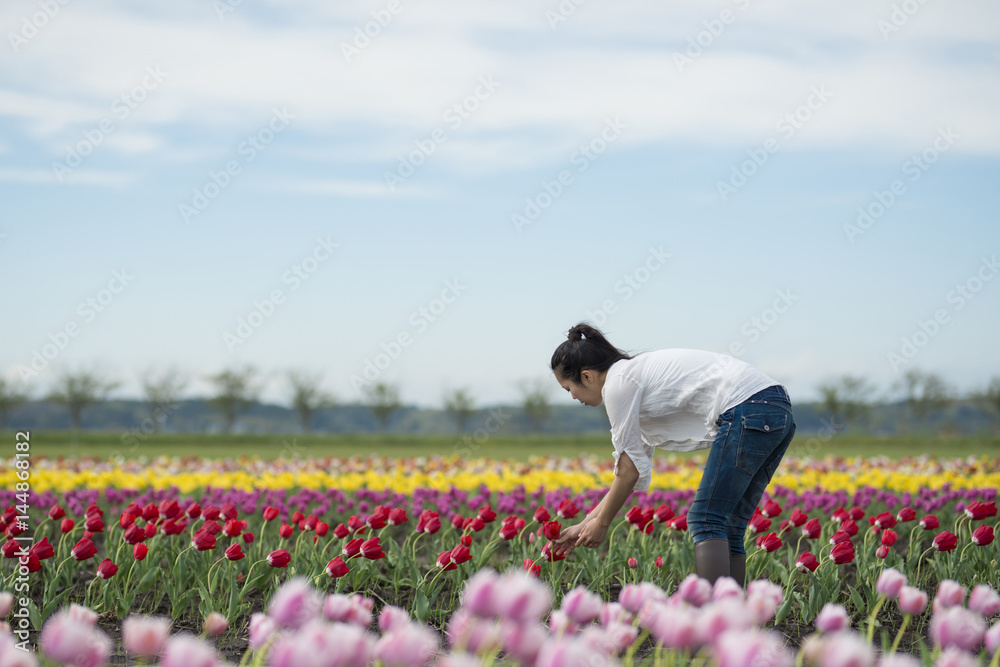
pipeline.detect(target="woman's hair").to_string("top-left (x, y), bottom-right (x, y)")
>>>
top-left (550, 323), bottom-right (633, 384)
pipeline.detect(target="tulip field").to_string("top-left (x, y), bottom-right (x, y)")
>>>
top-left (2, 451), bottom-right (1000, 666)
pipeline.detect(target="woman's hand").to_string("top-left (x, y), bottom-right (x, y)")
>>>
top-left (551, 523), bottom-right (584, 558)
top-left (576, 519), bottom-right (610, 549)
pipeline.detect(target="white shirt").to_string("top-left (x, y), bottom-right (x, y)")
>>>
top-left (601, 348), bottom-right (782, 491)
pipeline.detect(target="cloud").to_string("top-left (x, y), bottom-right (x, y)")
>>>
top-left (265, 176), bottom-right (434, 198)
top-left (0, 167), bottom-right (136, 186)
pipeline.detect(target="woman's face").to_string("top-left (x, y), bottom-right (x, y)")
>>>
top-left (556, 369), bottom-right (603, 407)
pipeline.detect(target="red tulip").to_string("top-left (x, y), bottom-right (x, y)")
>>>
top-left (829, 531), bottom-right (851, 546)
top-left (465, 517), bottom-right (486, 533)
top-left (84, 515), bottom-right (105, 533)
top-left (333, 523), bottom-right (349, 539)
top-left (326, 557), bottom-right (349, 578)
top-left (161, 518), bottom-right (187, 536)
top-left (289, 511), bottom-right (303, 524)
top-left (123, 523), bottom-right (145, 545)
top-left (96, 558), bottom-right (118, 579)
top-left (477, 505), bottom-right (497, 523)
top-left (361, 537), bottom-right (385, 560)
top-left (831, 541), bottom-right (855, 564)
top-left (840, 520), bottom-right (858, 537)
top-left (202, 520), bottom-right (222, 536)
top-left (160, 499), bottom-right (182, 520)
top-left (795, 551), bottom-right (819, 573)
top-left (348, 516), bottom-right (368, 535)
top-left (522, 558), bottom-right (540, 577)
top-left (500, 517), bottom-right (525, 540)
top-left (29, 537), bottom-right (54, 560)
top-left (437, 551), bottom-right (457, 571)
top-left (48, 505), bottom-right (65, 520)
top-left (933, 531), bottom-right (958, 552)
top-left (653, 504), bottom-right (674, 523)
top-left (643, 521), bottom-right (656, 536)
top-left (133, 543), bottom-right (148, 561)
top-left (541, 541), bottom-right (564, 562)
top-left (141, 503), bottom-right (159, 522)
top-left (460, 535), bottom-right (472, 547)
top-left (760, 533), bottom-right (782, 552)
top-left (848, 507), bottom-right (865, 522)
top-left (416, 511), bottom-right (441, 535)
top-left (789, 509), bottom-right (808, 527)
top-left (557, 500), bottom-right (580, 519)
top-left (831, 507), bottom-right (849, 524)
top-left (315, 522), bottom-right (329, 537)
top-left (302, 515), bottom-right (318, 532)
top-left (450, 544), bottom-right (472, 565)
top-left (262, 506), bottom-right (279, 521)
top-left (761, 500), bottom-right (782, 519)
top-left (223, 519), bottom-right (243, 538)
top-left (2, 540), bottom-right (20, 558)
top-left (965, 501), bottom-right (990, 520)
top-left (628, 557), bottom-right (638, 568)
top-left (225, 544), bottom-right (245, 561)
top-left (389, 508), bottom-right (409, 525)
top-left (71, 537), bottom-right (98, 561)
top-left (278, 523), bottom-right (293, 539)
top-left (896, 507), bottom-right (916, 523)
top-left (972, 525), bottom-right (995, 546)
top-left (875, 545), bottom-right (889, 559)
top-left (120, 512), bottom-right (135, 530)
top-left (220, 502), bottom-right (238, 521)
top-left (801, 518), bottom-right (821, 539)
top-left (874, 512), bottom-right (897, 530)
top-left (266, 549), bottom-right (291, 567)
top-left (186, 502), bottom-right (202, 519)
top-left (192, 530), bottom-right (216, 551)
top-left (655, 556), bottom-right (664, 568)
top-left (534, 507), bottom-right (551, 523)
top-left (366, 507), bottom-right (389, 530)
top-left (342, 538), bottom-right (363, 559)
top-left (144, 523), bottom-right (157, 539)
top-left (881, 530), bottom-right (898, 547)
top-left (83, 530), bottom-right (93, 540)
top-left (669, 515), bottom-right (688, 531)
top-left (85, 502), bottom-right (104, 518)
top-left (23, 553), bottom-right (40, 573)
top-left (543, 521), bottom-right (561, 541)
top-left (451, 514), bottom-right (465, 531)
top-left (920, 515), bottom-right (939, 530)
top-left (748, 514), bottom-right (772, 534)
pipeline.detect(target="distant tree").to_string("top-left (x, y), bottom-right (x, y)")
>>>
top-left (816, 375), bottom-right (876, 433)
top-left (46, 371), bottom-right (119, 430)
top-left (141, 367), bottom-right (187, 433)
top-left (363, 382), bottom-right (401, 432)
top-left (0, 378), bottom-right (29, 429)
top-left (520, 379), bottom-right (553, 433)
top-left (971, 377), bottom-right (1000, 435)
top-left (895, 369), bottom-right (954, 431)
top-left (443, 387), bottom-right (477, 433)
top-left (288, 370), bottom-right (335, 433)
top-left (208, 367), bottom-right (261, 433)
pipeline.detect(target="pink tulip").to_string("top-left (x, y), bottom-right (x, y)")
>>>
top-left (461, 569), bottom-right (499, 618)
top-left (535, 637), bottom-right (603, 667)
top-left (324, 594), bottom-right (372, 627)
top-left (875, 568), bottom-right (907, 599)
top-left (267, 577), bottom-right (322, 630)
top-left (599, 602), bottom-right (632, 627)
top-left (122, 615), bottom-right (171, 658)
top-left (712, 577), bottom-right (745, 601)
top-left (969, 584), bottom-right (1000, 617)
top-left (203, 612), bottom-right (227, 637)
top-left (248, 612), bottom-right (277, 651)
top-left (746, 581), bottom-right (783, 625)
top-left (619, 582), bottom-right (667, 613)
top-left (436, 654), bottom-right (485, 667)
top-left (814, 603), bottom-right (850, 633)
top-left (818, 632), bottom-right (875, 667)
top-left (67, 603), bottom-right (98, 626)
top-left (897, 586), bottom-right (928, 616)
top-left (560, 586), bottom-right (604, 624)
top-left (0, 632), bottom-right (39, 667)
top-left (373, 622), bottom-right (439, 667)
top-left (933, 647), bottom-right (982, 667)
top-left (696, 598), bottom-right (755, 645)
top-left (39, 610), bottom-right (112, 667)
top-left (268, 618), bottom-right (371, 667)
top-left (934, 580), bottom-right (967, 613)
top-left (985, 622), bottom-right (1000, 654)
top-left (160, 632), bottom-right (221, 667)
top-left (876, 654), bottom-right (921, 667)
top-left (929, 606), bottom-right (986, 651)
top-left (378, 606), bottom-right (410, 634)
top-left (676, 574), bottom-right (712, 607)
top-left (500, 620), bottom-right (547, 665)
top-left (447, 608), bottom-right (502, 654)
top-left (641, 602), bottom-right (700, 652)
top-left (713, 628), bottom-right (794, 667)
top-left (494, 571), bottom-right (553, 622)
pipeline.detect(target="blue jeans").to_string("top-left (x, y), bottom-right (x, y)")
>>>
top-left (687, 384), bottom-right (796, 556)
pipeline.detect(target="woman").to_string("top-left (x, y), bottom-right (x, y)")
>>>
top-left (549, 323), bottom-right (796, 586)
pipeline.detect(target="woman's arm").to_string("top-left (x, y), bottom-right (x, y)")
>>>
top-left (575, 452), bottom-right (639, 548)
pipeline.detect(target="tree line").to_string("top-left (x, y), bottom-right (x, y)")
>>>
top-left (0, 367), bottom-right (998, 436)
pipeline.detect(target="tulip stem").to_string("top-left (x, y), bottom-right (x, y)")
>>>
top-left (889, 613), bottom-right (910, 654)
top-left (914, 546), bottom-right (935, 583)
top-left (866, 595), bottom-right (886, 642)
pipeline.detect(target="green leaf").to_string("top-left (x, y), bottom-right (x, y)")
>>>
top-left (775, 594), bottom-right (795, 626)
top-left (413, 589), bottom-right (430, 623)
top-left (28, 599), bottom-right (41, 630)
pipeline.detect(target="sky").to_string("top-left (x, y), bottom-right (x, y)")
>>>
top-left (1, 0), bottom-right (999, 410)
